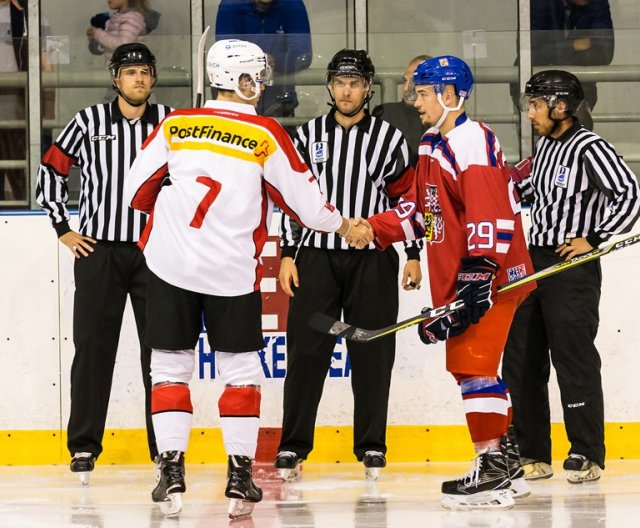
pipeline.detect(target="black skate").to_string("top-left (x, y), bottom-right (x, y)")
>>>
top-left (563, 454), bottom-right (602, 484)
top-left (502, 427), bottom-right (531, 499)
top-left (441, 451), bottom-right (514, 510)
top-left (363, 450), bottom-right (386, 481)
top-left (226, 455), bottom-right (263, 519)
top-left (274, 450), bottom-right (303, 481)
top-left (152, 451), bottom-right (185, 516)
top-left (70, 452), bottom-right (96, 486)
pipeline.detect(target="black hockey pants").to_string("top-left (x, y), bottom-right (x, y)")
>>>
top-left (279, 247), bottom-right (399, 461)
top-left (68, 241), bottom-right (156, 461)
top-left (502, 245), bottom-right (605, 468)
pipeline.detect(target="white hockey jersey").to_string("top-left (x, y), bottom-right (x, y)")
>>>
top-left (125, 100), bottom-right (342, 296)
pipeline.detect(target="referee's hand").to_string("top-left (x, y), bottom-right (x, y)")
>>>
top-left (278, 256), bottom-right (299, 297)
top-left (60, 231), bottom-right (96, 259)
top-left (556, 237), bottom-right (593, 260)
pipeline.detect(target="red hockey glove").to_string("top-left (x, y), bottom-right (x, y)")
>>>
top-left (509, 156), bottom-right (532, 184)
top-left (456, 256), bottom-right (498, 325)
top-left (417, 309), bottom-right (469, 345)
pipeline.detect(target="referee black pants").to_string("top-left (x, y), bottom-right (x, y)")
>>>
top-left (502, 245), bottom-right (605, 468)
top-left (68, 241), bottom-right (156, 461)
top-left (279, 247), bottom-right (399, 461)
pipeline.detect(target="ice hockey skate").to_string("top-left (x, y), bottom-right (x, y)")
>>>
top-left (521, 458), bottom-right (554, 480)
top-left (441, 451), bottom-right (514, 510)
top-left (152, 451), bottom-right (185, 516)
top-left (363, 450), bottom-right (386, 480)
top-left (563, 454), bottom-right (602, 484)
top-left (70, 452), bottom-right (95, 486)
top-left (225, 455), bottom-right (263, 519)
top-left (153, 454), bottom-right (161, 483)
top-left (502, 428), bottom-right (531, 499)
top-left (274, 450), bottom-right (303, 481)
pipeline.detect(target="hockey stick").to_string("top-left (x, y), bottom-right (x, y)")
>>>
top-left (194, 25), bottom-right (211, 108)
top-left (309, 232), bottom-right (640, 342)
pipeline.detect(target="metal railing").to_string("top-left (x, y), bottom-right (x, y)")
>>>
top-left (2, 63), bottom-right (640, 208)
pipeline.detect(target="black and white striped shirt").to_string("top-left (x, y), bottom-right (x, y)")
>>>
top-left (517, 121), bottom-right (640, 247)
top-left (36, 101), bottom-right (173, 242)
top-left (280, 110), bottom-right (420, 258)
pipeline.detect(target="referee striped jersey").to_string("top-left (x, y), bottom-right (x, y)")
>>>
top-left (517, 121), bottom-right (640, 247)
top-left (280, 109), bottom-right (420, 257)
top-left (36, 101), bottom-right (173, 242)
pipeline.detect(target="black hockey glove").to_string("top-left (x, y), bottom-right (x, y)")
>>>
top-left (455, 256), bottom-right (498, 324)
top-left (417, 309), bottom-right (469, 345)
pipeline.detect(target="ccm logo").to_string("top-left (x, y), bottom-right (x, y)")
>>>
top-left (458, 272), bottom-right (492, 281)
top-left (91, 134), bottom-right (116, 141)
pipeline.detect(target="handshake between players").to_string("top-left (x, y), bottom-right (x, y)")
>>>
top-left (341, 217), bottom-right (375, 249)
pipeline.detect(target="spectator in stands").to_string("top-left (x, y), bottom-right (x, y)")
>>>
top-left (512, 0), bottom-right (614, 130)
top-left (87, 0), bottom-right (160, 63)
top-left (215, 0), bottom-right (312, 118)
top-left (372, 54), bottom-right (430, 163)
top-left (0, 0), bottom-right (53, 203)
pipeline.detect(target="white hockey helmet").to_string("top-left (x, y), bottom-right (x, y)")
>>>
top-left (206, 39), bottom-right (272, 101)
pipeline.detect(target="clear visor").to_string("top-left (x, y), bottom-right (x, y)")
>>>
top-left (257, 65), bottom-right (273, 87)
top-left (406, 79), bottom-right (417, 102)
top-left (519, 94), bottom-right (557, 112)
top-left (405, 80), bottom-right (446, 103)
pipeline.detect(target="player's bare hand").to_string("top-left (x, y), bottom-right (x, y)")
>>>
top-left (346, 217), bottom-right (374, 249)
top-left (60, 231), bottom-right (96, 259)
top-left (555, 237), bottom-right (593, 260)
top-left (278, 256), bottom-right (299, 297)
top-left (402, 258), bottom-right (422, 290)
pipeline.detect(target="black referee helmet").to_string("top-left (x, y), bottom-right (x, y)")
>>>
top-left (326, 49), bottom-right (375, 84)
top-left (109, 43), bottom-right (157, 79)
top-left (524, 70), bottom-right (584, 115)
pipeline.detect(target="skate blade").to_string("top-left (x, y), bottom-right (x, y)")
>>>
top-left (277, 467), bottom-right (301, 482)
top-left (228, 498), bottom-right (255, 519)
top-left (509, 477), bottom-right (531, 499)
top-left (158, 493), bottom-right (183, 516)
top-left (565, 467), bottom-right (601, 484)
top-left (76, 471), bottom-right (90, 486)
top-left (360, 479), bottom-right (384, 503)
top-left (365, 467), bottom-right (380, 480)
top-left (441, 489), bottom-right (515, 510)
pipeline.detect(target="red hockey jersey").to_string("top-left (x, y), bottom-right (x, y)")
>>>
top-left (369, 115), bottom-right (534, 306)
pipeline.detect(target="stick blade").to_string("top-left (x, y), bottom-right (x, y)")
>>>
top-left (308, 312), bottom-right (351, 337)
top-left (308, 312), bottom-right (377, 342)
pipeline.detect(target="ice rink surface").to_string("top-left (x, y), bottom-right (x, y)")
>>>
top-left (1, 460), bottom-right (639, 527)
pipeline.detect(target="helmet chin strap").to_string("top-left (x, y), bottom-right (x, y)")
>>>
top-left (234, 85), bottom-right (260, 102)
top-left (433, 92), bottom-right (465, 131)
top-left (118, 92), bottom-right (151, 107)
top-left (113, 77), bottom-right (156, 108)
top-left (548, 109), bottom-right (572, 135)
